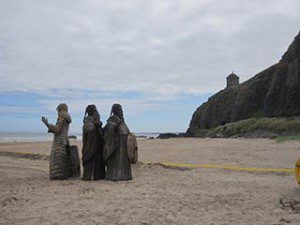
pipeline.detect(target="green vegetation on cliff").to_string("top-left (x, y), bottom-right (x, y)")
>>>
top-left (193, 117), bottom-right (300, 138)
top-left (275, 135), bottom-right (300, 143)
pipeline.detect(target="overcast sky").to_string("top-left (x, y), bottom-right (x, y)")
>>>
top-left (0, 0), bottom-right (299, 133)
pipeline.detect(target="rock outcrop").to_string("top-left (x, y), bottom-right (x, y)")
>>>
top-left (187, 31), bottom-right (300, 136)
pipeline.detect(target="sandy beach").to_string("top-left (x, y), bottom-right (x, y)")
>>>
top-left (1, 138), bottom-right (300, 224)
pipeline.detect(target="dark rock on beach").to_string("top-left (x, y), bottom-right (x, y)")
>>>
top-left (157, 133), bottom-right (187, 139)
top-left (68, 135), bottom-right (77, 139)
top-left (157, 133), bottom-right (179, 139)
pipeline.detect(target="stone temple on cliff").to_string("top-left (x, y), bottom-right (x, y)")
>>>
top-left (226, 72), bottom-right (239, 88)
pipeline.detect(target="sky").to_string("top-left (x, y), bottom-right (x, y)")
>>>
top-left (0, 0), bottom-right (299, 133)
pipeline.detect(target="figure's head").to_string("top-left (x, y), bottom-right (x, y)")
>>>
top-left (85, 104), bottom-right (97, 116)
top-left (56, 103), bottom-right (68, 113)
top-left (84, 104), bottom-right (100, 124)
top-left (111, 103), bottom-right (124, 120)
top-left (56, 103), bottom-right (71, 123)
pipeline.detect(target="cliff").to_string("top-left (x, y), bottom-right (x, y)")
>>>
top-left (187, 31), bottom-right (300, 136)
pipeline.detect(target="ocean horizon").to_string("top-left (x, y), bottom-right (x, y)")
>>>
top-left (0, 131), bottom-right (168, 143)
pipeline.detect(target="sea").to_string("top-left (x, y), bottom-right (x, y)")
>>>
top-left (0, 132), bottom-right (161, 143)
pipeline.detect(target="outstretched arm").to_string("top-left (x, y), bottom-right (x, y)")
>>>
top-left (47, 117), bottom-right (63, 134)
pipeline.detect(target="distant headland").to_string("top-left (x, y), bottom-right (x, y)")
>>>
top-left (186, 30), bottom-right (300, 138)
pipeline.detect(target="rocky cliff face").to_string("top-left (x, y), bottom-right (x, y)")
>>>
top-left (187, 31), bottom-right (300, 136)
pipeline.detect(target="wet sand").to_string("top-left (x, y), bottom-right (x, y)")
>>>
top-left (0, 138), bottom-right (299, 224)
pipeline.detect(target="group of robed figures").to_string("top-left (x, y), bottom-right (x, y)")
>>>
top-left (41, 103), bottom-right (137, 182)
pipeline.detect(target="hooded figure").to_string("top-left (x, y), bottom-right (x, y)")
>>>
top-left (41, 103), bottom-right (72, 180)
top-left (82, 105), bottom-right (105, 180)
top-left (103, 104), bottom-right (132, 181)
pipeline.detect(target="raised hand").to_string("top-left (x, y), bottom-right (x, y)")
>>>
top-left (41, 116), bottom-right (49, 128)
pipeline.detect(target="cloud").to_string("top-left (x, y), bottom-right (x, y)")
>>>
top-left (0, 0), bottom-right (299, 132)
top-left (0, 89), bottom-right (187, 118)
top-left (0, 0), bottom-right (299, 97)
top-left (0, 105), bottom-right (40, 114)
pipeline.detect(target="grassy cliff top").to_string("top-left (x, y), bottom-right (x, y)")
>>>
top-left (194, 117), bottom-right (300, 139)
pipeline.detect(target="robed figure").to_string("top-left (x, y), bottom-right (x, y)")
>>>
top-left (41, 103), bottom-right (72, 180)
top-left (103, 104), bottom-right (133, 181)
top-left (82, 105), bottom-right (105, 180)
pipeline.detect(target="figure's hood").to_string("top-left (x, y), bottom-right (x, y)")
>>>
top-left (59, 111), bottom-right (72, 124)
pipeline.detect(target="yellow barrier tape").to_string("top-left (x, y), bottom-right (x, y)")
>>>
top-left (143, 161), bottom-right (294, 173)
top-left (0, 151), bottom-right (294, 174)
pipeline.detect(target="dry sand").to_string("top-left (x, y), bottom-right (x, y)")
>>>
top-left (0, 138), bottom-right (299, 224)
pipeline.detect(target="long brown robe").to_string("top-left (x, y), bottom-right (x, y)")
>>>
top-left (103, 115), bottom-right (132, 181)
top-left (48, 112), bottom-right (71, 180)
top-left (82, 116), bottom-right (105, 180)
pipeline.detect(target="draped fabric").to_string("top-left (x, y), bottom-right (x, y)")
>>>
top-left (104, 115), bottom-right (132, 181)
top-left (48, 112), bottom-right (71, 180)
top-left (82, 116), bottom-right (105, 180)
